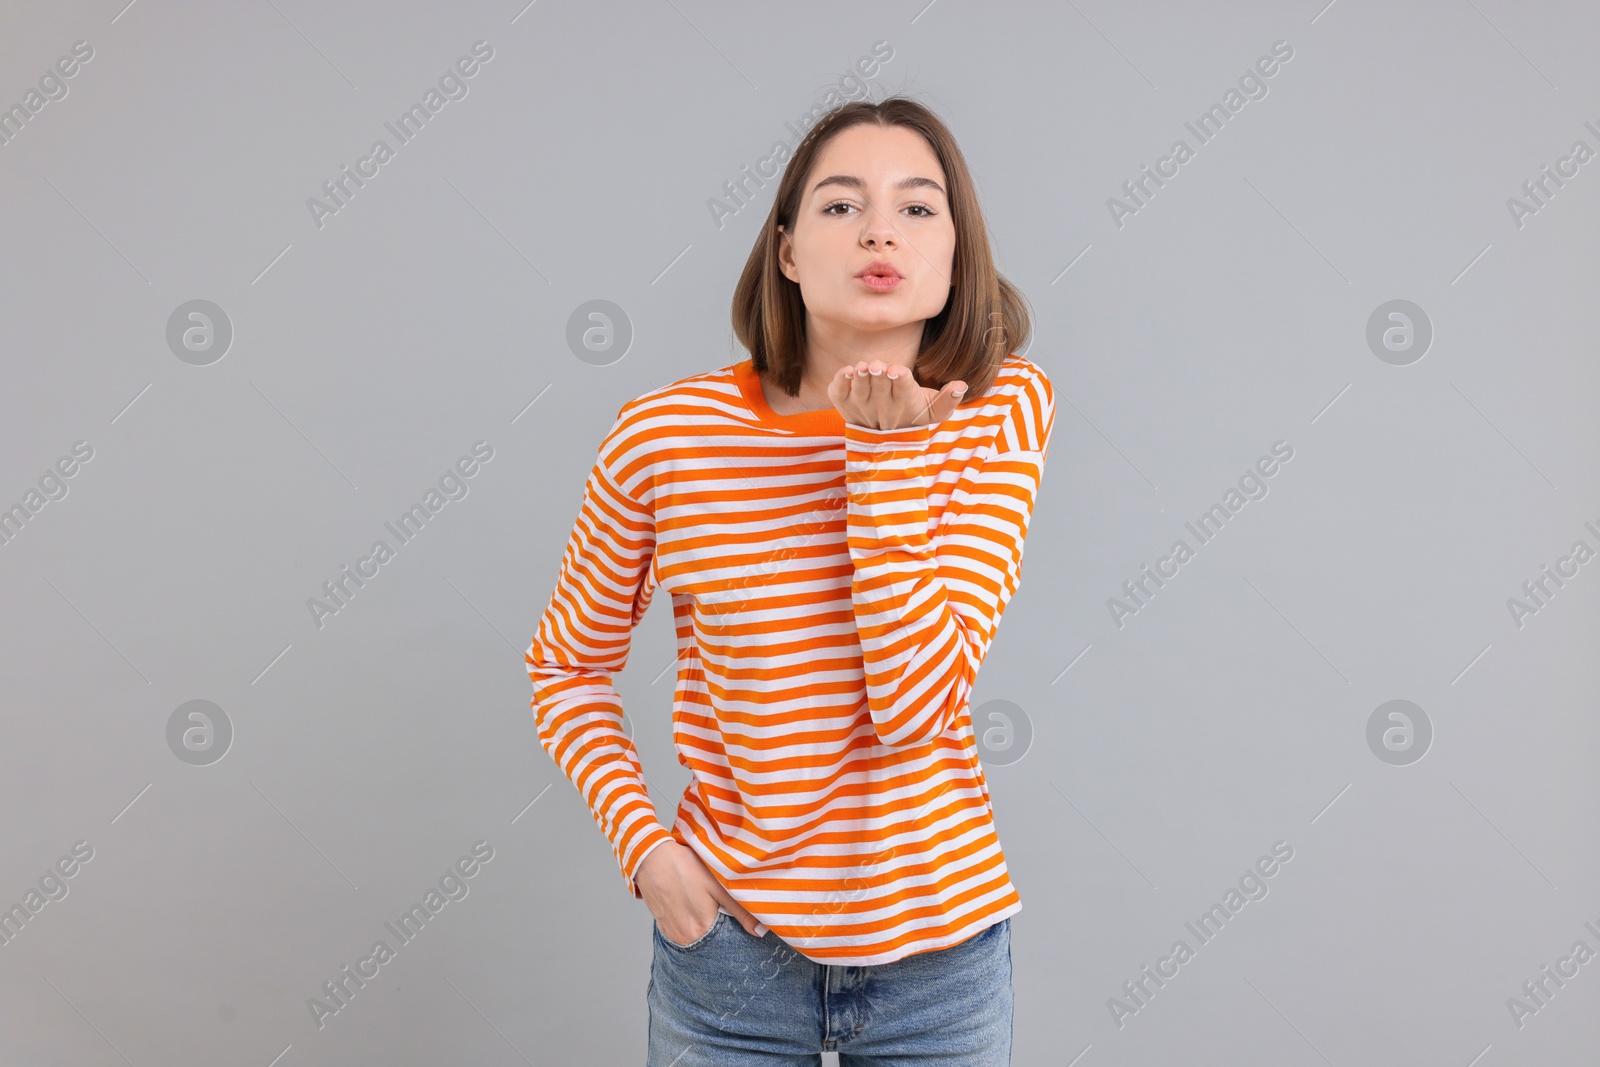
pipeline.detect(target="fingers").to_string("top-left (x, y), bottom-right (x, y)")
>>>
top-left (925, 380), bottom-right (968, 426)
top-left (828, 365), bottom-right (851, 403)
top-left (836, 362), bottom-right (961, 429)
top-left (739, 908), bottom-right (769, 938)
top-left (841, 361), bottom-right (901, 398)
top-left (712, 886), bottom-right (768, 938)
top-left (845, 362), bottom-right (870, 403)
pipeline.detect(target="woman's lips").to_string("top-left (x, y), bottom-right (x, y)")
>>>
top-left (859, 274), bottom-right (902, 292)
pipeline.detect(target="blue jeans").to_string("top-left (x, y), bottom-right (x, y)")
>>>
top-left (647, 914), bottom-right (1013, 1065)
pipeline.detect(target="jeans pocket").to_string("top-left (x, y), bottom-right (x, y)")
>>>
top-left (656, 911), bottom-right (726, 952)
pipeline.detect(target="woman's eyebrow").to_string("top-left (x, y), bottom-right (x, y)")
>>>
top-left (810, 174), bottom-right (947, 198)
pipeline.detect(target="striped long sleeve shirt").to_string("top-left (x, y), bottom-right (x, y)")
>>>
top-left (526, 352), bottom-right (1054, 965)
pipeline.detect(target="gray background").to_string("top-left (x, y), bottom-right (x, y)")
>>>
top-left (2, 1), bottom-right (1596, 1064)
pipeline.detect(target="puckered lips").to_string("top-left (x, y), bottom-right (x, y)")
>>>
top-left (857, 259), bottom-right (903, 291)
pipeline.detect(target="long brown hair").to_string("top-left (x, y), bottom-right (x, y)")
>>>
top-left (731, 95), bottom-right (1031, 402)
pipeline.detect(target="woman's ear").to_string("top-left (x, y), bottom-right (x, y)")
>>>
top-left (775, 225), bottom-right (798, 284)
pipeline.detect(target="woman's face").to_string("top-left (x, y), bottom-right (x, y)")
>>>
top-left (777, 123), bottom-right (956, 342)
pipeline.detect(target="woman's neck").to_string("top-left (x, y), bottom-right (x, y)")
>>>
top-left (760, 369), bottom-right (835, 416)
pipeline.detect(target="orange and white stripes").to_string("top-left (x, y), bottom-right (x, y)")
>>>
top-left (527, 353), bottom-right (1054, 965)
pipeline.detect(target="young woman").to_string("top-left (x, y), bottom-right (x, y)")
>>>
top-left (527, 96), bottom-right (1054, 1065)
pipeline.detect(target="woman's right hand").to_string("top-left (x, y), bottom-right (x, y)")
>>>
top-left (636, 840), bottom-right (765, 945)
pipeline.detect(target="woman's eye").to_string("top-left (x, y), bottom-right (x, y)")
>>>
top-left (821, 201), bottom-right (937, 218)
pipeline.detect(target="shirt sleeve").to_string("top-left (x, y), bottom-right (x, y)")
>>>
top-left (842, 370), bottom-right (1055, 751)
top-left (525, 411), bottom-right (673, 899)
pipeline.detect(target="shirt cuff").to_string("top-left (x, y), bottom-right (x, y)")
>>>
top-left (843, 419), bottom-right (934, 453)
top-left (625, 827), bottom-right (675, 899)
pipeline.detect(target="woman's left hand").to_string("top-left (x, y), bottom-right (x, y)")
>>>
top-left (828, 360), bottom-right (967, 431)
